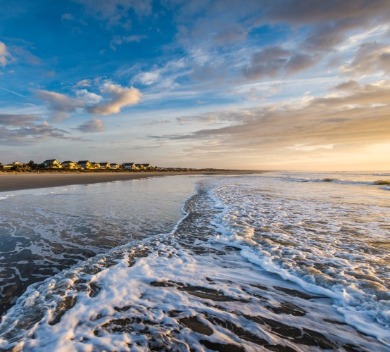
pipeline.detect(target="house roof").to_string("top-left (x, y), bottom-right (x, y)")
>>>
top-left (44, 159), bottom-right (58, 163)
top-left (78, 160), bottom-right (90, 164)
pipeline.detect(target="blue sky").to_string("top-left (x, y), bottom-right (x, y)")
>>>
top-left (1, 0), bottom-right (389, 170)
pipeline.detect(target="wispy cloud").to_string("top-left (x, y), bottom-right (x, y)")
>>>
top-left (73, 0), bottom-right (152, 28)
top-left (110, 35), bottom-right (147, 50)
top-left (242, 46), bottom-right (315, 80)
top-left (0, 113), bottom-right (39, 126)
top-left (77, 118), bottom-right (105, 132)
top-left (340, 42), bottom-right (390, 76)
top-left (0, 113), bottom-right (74, 145)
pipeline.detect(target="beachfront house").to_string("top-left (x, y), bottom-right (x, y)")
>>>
top-left (91, 162), bottom-right (100, 169)
top-left (61, 161), bottom-right (79, 169)
top-left (77, 160), bottom-right (92, 169)
top-left (110, 163), bottom-right (120, 169)
top-left (122, 162), bottom-right (136, 170)
top-left (98, 162), bottom-right (110, 169)
top-left (135, 163), bottom-right (152, 170)
top-left (43, 159), bottom-right (62, 169)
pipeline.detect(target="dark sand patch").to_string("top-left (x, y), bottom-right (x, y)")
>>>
top-left (179, 316), bottom-right (213, 336)
top-left (0, 170), bottom-right (260, 193)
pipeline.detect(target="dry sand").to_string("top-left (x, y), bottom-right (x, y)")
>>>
top-left (0, 170), bottom-right (259, 193)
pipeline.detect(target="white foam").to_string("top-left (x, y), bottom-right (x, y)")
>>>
top-left (207, 175), bottom-right (390, 345)
top-left (2, 235), bottom-right (387, 351)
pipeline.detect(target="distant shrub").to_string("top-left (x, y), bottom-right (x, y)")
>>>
top-left (323, 178), bottom-right (334, 182)
top-left (374, 180), bottom-right (390, 186)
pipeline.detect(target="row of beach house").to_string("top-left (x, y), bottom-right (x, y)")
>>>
top-left (1, 159), bottom-right (153, 171)
top-left (44, 159), bottom-right (153, 170)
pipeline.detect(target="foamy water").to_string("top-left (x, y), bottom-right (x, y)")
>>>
top-left (0, 172), bottom-right (389, 351)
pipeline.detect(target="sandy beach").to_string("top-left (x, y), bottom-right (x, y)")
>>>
top-left (0, 170), bottom-right (258, 192)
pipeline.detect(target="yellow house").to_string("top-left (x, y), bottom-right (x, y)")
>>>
top-left (98, 162), bottom-right (110, 169)
top-left (61, 161), bottom-right (79, 169)
top-left (43, 159), bottom-right (63, 169)
top-left (77, 160), bottom-right (92, 169)
top-left (110, 163), bottom-right (120, 169)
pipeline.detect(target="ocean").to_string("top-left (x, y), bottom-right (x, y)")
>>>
top-left (0, 172), bottom-right (389, 351)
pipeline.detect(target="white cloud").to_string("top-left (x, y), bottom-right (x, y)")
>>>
top-left (38, 80), bottom-right (141, 119)
top-left (76, 89), bottom-right (103, 105)
top-left (134, 70), bottom-right (160, 86)
top-left (131, 58), bottom-right (189, 90)
top-left (75, 79), bottom-right (92, 87)
top-left (88, 82), bottom-right (142, 115)
top-left (337, 25), bottom-right (390, 51)
top-left (0, 42), bottom-right (10, 67)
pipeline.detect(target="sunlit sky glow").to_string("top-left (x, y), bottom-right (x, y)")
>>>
top-left (1, 0), bottom-right (389, 170)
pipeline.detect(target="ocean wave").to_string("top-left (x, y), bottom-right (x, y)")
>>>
top-left (285, 175), bottom-right (390, 189)
top-left (208, 177), bottom-right (390, 346)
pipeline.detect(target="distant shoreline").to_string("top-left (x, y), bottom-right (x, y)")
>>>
top-left (0, 170), bottom-right (262, 193)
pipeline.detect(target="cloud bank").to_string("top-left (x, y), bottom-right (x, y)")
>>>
top-left (154, 80), bottom-right (390, 160)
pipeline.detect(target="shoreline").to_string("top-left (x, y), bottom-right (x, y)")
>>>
top-left (0, 170), bottom-right (261, 193)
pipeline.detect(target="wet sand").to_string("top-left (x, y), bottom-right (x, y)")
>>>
top-left (0, 170), bottom-right (259, 192)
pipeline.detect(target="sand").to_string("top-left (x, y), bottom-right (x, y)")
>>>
top-left (0, 170), bottom-right (259, 192)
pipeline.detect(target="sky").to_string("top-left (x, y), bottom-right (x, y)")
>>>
top-left (0, 0), bottom-right (389, 170)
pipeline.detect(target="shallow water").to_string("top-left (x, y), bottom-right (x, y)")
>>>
top-left (0, 176), bottom-right (198, 315)
top-left (0, 172), bottom-right (389, 351)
